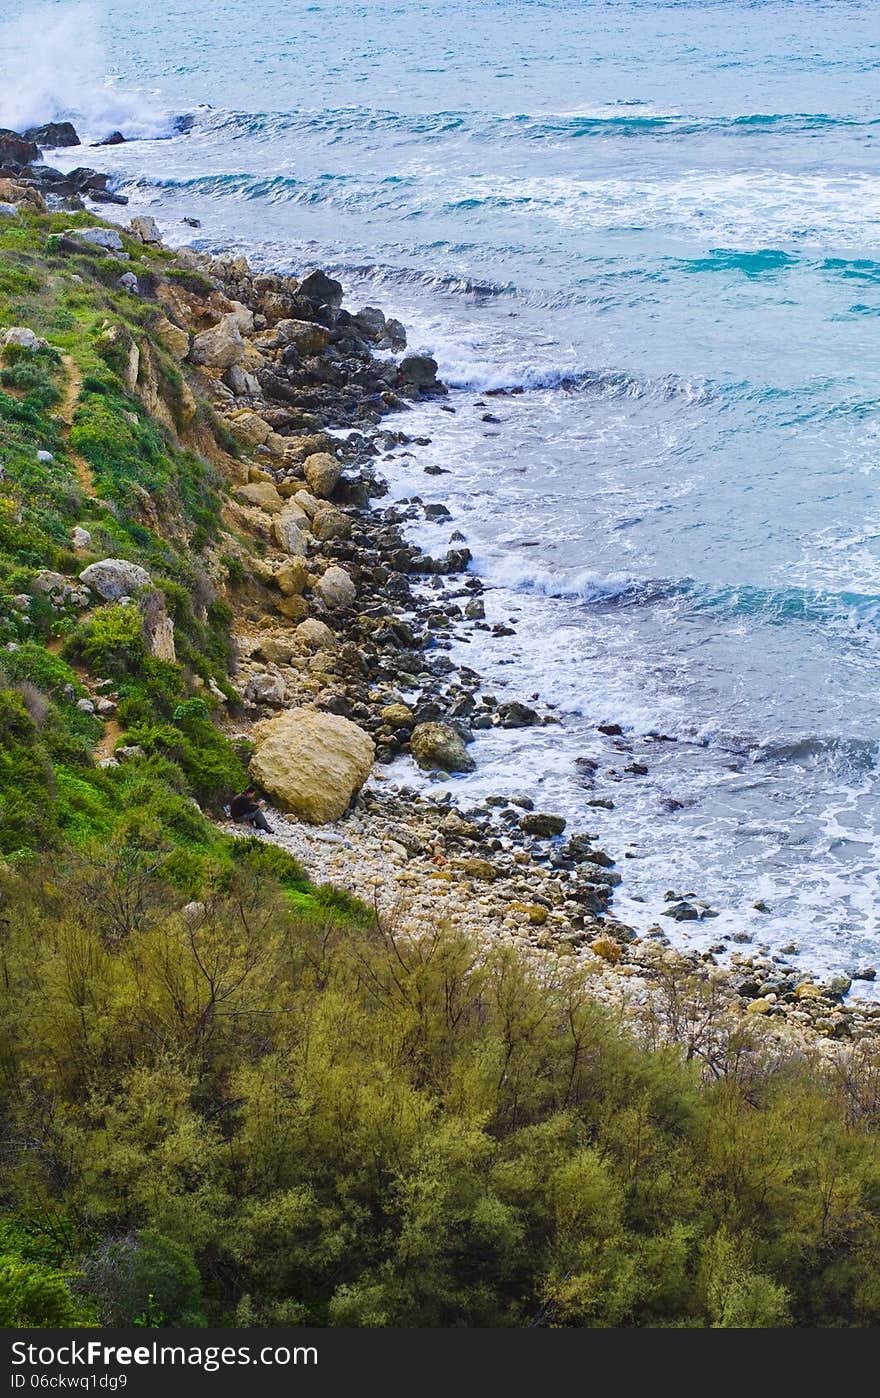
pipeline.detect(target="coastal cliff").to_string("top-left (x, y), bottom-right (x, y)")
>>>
top-left (3, 146), bottom-right (880, 1328)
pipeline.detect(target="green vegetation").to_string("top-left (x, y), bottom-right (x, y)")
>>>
top-left (3, 853), bottom-right (880, 1327)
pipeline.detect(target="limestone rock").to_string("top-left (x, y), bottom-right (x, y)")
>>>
top-left (189, 314), bottom-right (246, 370)
top-left (235, 481), bottom-right (284, 513)
top-left (303, 451), bottom-right (342, 498)
top-left (79, 558), bottom-right (151, 601)
top-left (0, 203), bottom-right (19, 219)
top-left (2, 326), bottom-right (47, 354)
top-left (296, 617), bottom-right (336, 650)
top-left (311, 506), bottom-right (352, 542)
top-left (129, 215), bottom-right (161, 244)
top-left (380, 703), bottom-right (414, 728)
top-left (0, 179), bottom-right (47, 213)
top-left (411, 722), bottom-right (476, 773)
top-left (273, 504), bottom-right (309, 554)
top-left (72, 526), bottom-right (92, 548)
top-left (276, 595), bottom-right (309, 621)
top-left (144, 610), bottom-right (176, 662)
top-left (250, 708), bottom-right (375, 824)
top-left (65, 226), bottom-right (123, 252)
top-left (275, 558), bottom-right (309, 596)
top-left (153, 314), bottom-right (190, 360)
top-left (274, 319), bottom-right (332, 355)
top-left (315, 564), bottom-right (356, 611)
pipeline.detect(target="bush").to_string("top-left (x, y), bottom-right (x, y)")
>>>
top-left (78, 1230), bottom-right (204, 1327)
top-left (0, 1255), bottom-right (92, 1327)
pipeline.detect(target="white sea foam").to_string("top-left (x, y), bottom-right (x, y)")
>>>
top-left (0, 4), bottom-right (173, 140)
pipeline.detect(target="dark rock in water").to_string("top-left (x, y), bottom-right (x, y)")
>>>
top-left (598, 722), bottom-right (624, 737)
top-left (852, 966), bottom-right (877, 981)
top-left (299, 269), bottom-right (344, 308)
top-left (90, 188), bottom-right (128, 205)
top-left (664, 901), bottom-right (700, 922)
top-left (424, 502), bottom-right (452, 521)
top-left (96, 131), bottom-right (126, 146)
top-left (520, 812), bottom-right (566, 838)
top-left (587, 797), bottom-right (615, 809)
top-left (625, 762), bottom-right (649, 776)
top-left (24, 121), bottom-right (80, 148)
top-left (182, 216), bottom-right (201, 228)
top-left (497, 700), bottom-right (538, 729)
top-left (399, 354), bottom-right (446, 396)
top-left (0, 128), bottom-right (40, 170)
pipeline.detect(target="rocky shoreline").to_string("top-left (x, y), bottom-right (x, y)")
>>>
top-left (3, 119), bottom-right (879, 1055)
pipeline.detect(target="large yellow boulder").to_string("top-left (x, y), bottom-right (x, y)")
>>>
top-left (250, 708), bottom-right (375, 824)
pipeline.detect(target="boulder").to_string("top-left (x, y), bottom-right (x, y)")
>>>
top-left (235, 481), bottom-right (284, 513)
top-left (0, 203), bottom-right (19, 219)
top-left (79, 558), bottom-right (152, 601)
top-left (245, 671), bottom-right (286, 706)
top-left (153, 314), bottom-right (190, 360)
top-left (0, 129), bottom-right (39, 169)
top-left (411, 721), bottom-right (476, 773)
top-left (64, 225), bottom-right (123, 252)
top-left (275, 558), bottom-right (309, 596)
top-left (380, 703), bottom-right (414, 728)
top-left (315, 564), bottom-right (356, 611)
top-left (274, 319), bottom-right (332, 355)
top-left (273, 507), bottom-right (309, 555)
top-left (72, 526), bottom-right (92, 548)
top-left (250, 708), bottom-right (375, 823)
top-left (298, 269), bottom-right (343, 308)
top-left (2, 326), bottom-right (46, 354)
top-left (303, 451), bottom-right (342, 498)
top-left (276, 595), bottom-right (309, 621)
top-left (311, 506), bottom-right (352, 541)
top-left (189, 314), bottom-right (246, 370)
top-left (296, 617), bottom-right (336, 650)
top-left (0, 179), bottom-right (46, 212)
top-left (24, 121), bottom-right (80, 148)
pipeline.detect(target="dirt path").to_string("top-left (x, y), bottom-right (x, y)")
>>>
top-left (59, 354), bottom-right (97, 498)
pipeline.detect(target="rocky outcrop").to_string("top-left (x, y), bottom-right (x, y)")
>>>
top-left (411, 722), bottom-right (476, 773)
top-left (250, 708), bottom-right (375, 823)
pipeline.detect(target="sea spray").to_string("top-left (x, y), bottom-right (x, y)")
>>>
top-left (0, 3), bottom-right (173, 140)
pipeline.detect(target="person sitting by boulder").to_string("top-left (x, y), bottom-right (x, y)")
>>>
top-left (230, 788), bottom-right (273, 833)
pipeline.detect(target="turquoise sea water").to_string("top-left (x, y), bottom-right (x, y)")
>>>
top-left (3, 0), bottom-right (880, 981)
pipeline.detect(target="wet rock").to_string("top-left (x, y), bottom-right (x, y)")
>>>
top-left (520, 812), bottom-right (566, 838)
top-left (299, 269), bottom-right (344, 308)
top-left (411, 721), bottom-right (476, 773)
top-left (24, 121), bottom-right (80, 148)
top-left (598, 722), bottom-right (624, 737)
top-left (0, 129), bottom-right (40, 169)
top-left (497, 700), bottom-right (538, 729)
